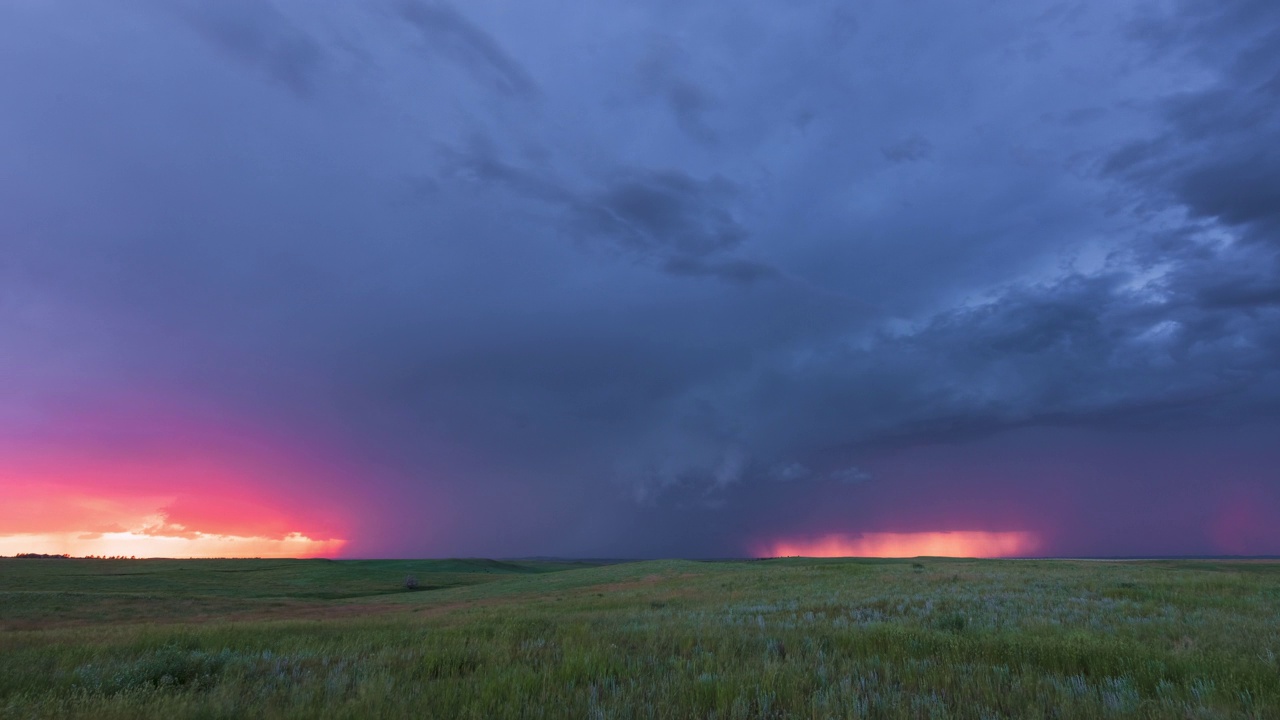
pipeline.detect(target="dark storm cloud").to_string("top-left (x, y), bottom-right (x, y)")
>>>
top-left (4, 0), bottom-right (1280, 557)
top-left (433, 141), bottom-right (774, 283)
top-left (1198, 277), bottom-right (1280, 309)
top-left (1110, 0), bottom-right (1280, 244)
top-left (606, 241), bottom-right (1280, 508)
top-left (395, 0), bottom-right (538, 98)
top-left (826, 261), bottom-right (1280, 442)
top-left (576, 170), bottom-right (746, 261)
top-left (170, 0), bottom-right (327, 98)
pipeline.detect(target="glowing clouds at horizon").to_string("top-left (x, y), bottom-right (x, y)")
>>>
top-left (0, 530), bottom-right (344, 559)
top-left (760, 531), bottom-right (1042, 558)
top-left (0, 487), bottom-right (348, 558)
top-left (1209, 484), bottom-right (1280, 556)
top-left (0, 397), bottom-right (352, 558)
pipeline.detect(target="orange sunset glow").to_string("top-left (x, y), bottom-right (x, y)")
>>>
top-left (761, 531), bottom-right (1042, 558)
top-left (0, 529), bottom-right (344, 559)
top-left (0, 486), bottom-right (347, 558)
top-left (1, 482), bottom-right (347, 559)
top-left (0, 403), bottom-right (349, 559)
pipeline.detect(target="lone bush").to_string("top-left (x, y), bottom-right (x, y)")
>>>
top-left (403, 574), bottom-right (420, 590)
top-left (934, 611), bottom-right (967, 633)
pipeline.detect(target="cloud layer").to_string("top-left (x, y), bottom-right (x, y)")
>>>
top-left (2, 0), bottom-right (1278, 557)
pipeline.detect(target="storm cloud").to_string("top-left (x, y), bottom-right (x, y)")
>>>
top-left (2, 0), bottom-right (1279, 558)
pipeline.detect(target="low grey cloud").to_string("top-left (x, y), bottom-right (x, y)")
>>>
top-left (1109, 0), bottom-right (1280, 245)
top-left (396, 0), bottom-right (538, 98)
top-left (574, 170), bottom-right (746, 262)
top-left (172, 0), bottom-right (327, 98)
top-left (433, 141), bottom-right (773, 283)
top-left (593, 237), bottom-right (1280, 506)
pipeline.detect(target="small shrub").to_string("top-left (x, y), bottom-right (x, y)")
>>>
top-left (403, 575), bottom-right (420, 590)
top-left (934, 611), bottom-right (967, 633)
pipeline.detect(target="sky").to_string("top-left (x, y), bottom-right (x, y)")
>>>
top-left (2, 0), bottom-right (1279, 559)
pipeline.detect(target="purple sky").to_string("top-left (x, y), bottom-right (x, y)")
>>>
top-left (2, 0), bottom-right (1279, 558)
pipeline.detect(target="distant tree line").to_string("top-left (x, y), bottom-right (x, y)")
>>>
top-left (5, 553), bottom-right (140, 560)
top-left (11, 553), bottom-right (72, 559)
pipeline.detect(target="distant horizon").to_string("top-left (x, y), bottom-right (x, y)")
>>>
top-left (8, 553), bottom-right (1280, 562)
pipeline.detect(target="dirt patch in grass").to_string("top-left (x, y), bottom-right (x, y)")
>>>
top-left (584, 571), bottom-right (704, 596)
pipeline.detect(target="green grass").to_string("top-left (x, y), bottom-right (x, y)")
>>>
top-left (2, 558), bottom-right (1278, 718)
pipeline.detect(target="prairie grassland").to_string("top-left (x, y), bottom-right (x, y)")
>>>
top-left (1, 557), bottom-right (1278, 719)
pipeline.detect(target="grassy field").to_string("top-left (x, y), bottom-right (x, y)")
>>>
top-left (1, 557), bottom-right (1277, 718)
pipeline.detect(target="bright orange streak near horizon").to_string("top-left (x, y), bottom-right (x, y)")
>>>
top-left (762, 531), bottom-right (1041, 559)
top-left (0, 530), bottom-right (344, 559)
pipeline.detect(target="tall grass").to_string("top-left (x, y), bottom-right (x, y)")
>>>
top-left (1, 558), bottom-right (1277, 718)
